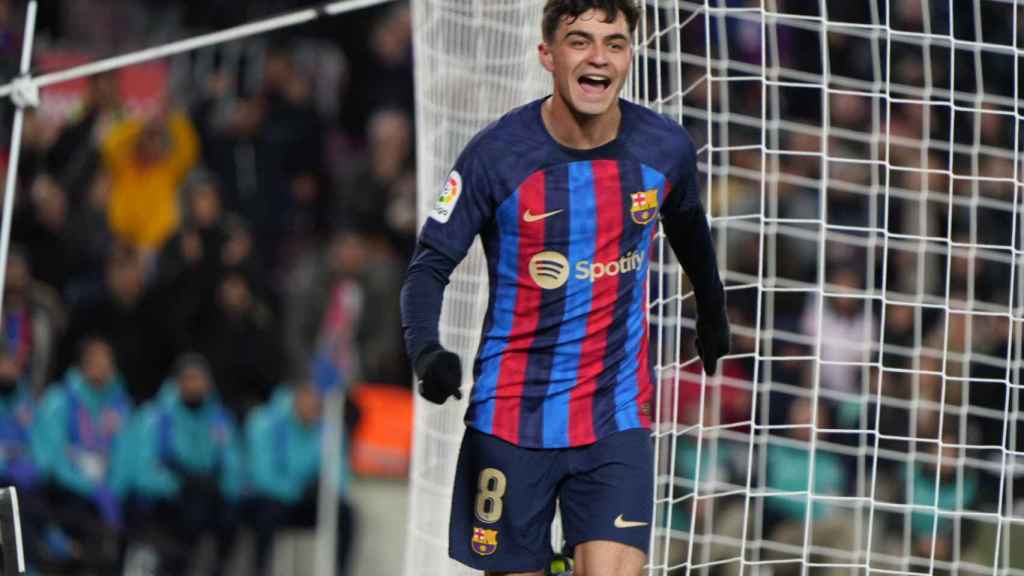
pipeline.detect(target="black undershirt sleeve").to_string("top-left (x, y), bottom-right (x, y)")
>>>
top-left (662, 205), bottom-right (725, 314)
top-left (400, 243), bottom-right (460, 364)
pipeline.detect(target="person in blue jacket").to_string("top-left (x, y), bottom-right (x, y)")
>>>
top-left (126, 353), bottom-right (242, 576)
top-left (245, 380), bottom-right (354, 575)
top-left (0, 345), bottom-right (52, 566)
top-left (34, 335), bottom-right (133, 571)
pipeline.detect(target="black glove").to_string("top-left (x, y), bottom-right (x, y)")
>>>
top-left (414, 342), bottom-right (463, 404)
top-left (695, 305), bottom-right (730, 376)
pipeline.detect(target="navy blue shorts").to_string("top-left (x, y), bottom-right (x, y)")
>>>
top-left (449, 426), bottom-right (654, 572)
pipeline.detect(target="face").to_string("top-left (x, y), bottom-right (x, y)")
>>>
top-left (294, 384), bottom-right (322, 426)
top-left (0, 353), bottom-right (20, 387)
top-left (190, 183), bottom-right (221, 228)
top-left (329, 233), bottom-right (369, 277)
top-left (539, 9), bottom-right (632, 117)
top-left (219, 274), bottom-right (251, 315)
top-left (107, 254), bottom-right (144, 304)
top-left (788, 398), bottom-right (828, 442)
top-left (4, 254), bottom-right (28, 296)
top-left (178, 366), bottom-right (211, 404)
top-left (81, 340), bottom-right (116, 389)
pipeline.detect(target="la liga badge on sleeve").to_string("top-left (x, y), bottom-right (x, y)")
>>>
top-left (429, 170), bottom-right (462, 223)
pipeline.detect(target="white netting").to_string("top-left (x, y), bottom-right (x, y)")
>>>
top-left (643, 1), bottom-right (1024, 575)
top-left (405, 2), bottom-right (548, 575)
top-left (408, 1), bottom-right (1024, 575)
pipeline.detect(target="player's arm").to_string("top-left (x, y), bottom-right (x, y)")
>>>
top-left (401, 246), bottom-right (463, 404)
top-left (400, 150), bottom-right (493, 404)
top-left (661, 142), bottom-right (730, 376)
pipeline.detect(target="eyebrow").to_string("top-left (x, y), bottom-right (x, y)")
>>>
top-left (563, 30), bottom-right (630, 43)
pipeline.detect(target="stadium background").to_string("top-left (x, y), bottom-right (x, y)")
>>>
top-left (0, 0), bottom-right (1019, 575)
top-left (0, 1), bottom-right (413, 574)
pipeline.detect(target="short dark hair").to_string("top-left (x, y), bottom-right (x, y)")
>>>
top-left (542, 0), bottom-right (640, 44)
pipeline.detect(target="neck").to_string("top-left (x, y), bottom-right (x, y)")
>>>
top-left (542, 93), bottom-right (621, 150)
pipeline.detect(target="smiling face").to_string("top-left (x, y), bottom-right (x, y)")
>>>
top-left (539, 8), bottom-right (632, 118)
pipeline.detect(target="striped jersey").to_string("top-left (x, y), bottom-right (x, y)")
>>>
top-left (420, 97), bottom-right (702, 448)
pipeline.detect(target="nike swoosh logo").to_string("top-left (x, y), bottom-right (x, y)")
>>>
top-left (614, 514), bottom-right (648, 529)
top-left (523, 209), bottom-right (564, 223)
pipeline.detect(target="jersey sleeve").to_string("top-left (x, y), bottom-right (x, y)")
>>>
top-left (418, 145), bottom-right (496, 262)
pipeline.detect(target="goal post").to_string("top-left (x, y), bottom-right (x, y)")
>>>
top-left (405, 2), bottom-right (549, 574)
top-left (0, 487), bottom-right (25, 576)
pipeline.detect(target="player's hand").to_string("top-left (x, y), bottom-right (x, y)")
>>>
top-left (695, 305), bottom-right (730, 376)
top-left (414, 343), bottom-right (463, 404)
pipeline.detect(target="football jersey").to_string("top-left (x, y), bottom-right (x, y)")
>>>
top-left (420, 97), bottom-right (702, 448)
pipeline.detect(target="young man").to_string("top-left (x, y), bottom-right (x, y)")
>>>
top-left (400, 1), bottom-right (730, 574)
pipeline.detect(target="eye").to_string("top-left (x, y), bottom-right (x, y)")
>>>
top-left (608, 42), bottom-right (626, 52)
top-left (570, 38), bottom-right (589, 49)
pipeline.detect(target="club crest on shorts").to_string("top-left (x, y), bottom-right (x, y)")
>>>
top-left (471, 526), bottom-right (498, 556)
top-left (630, 189), bottom-right (659, 225)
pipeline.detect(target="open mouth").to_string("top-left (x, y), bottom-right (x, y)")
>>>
top-left (578, 74), bottom-right (612, 96)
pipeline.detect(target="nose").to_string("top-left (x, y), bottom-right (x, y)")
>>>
top-left (588, 43), bottom-right (609, 66)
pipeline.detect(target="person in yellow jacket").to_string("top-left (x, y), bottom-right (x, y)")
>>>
top-left (102, 107), bottom-right (199, 255)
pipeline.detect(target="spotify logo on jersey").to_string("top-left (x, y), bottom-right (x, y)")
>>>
top-left (528, 250), bottom-right (645, 290)
top-left (528, 251), bottom-right (570, 289)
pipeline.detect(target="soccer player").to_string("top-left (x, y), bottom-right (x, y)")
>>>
top-left (400, 1), bottom-right (730, 574)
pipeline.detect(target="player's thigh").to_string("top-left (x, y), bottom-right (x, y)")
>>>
top-left (449, 427), bottom-right (563, 572)
top-left (558, 428), bottom-right (653, 556)
top-left (484, 572), bottom-right (544, 576)
top-left (573, 539), bottom-right (646, 576)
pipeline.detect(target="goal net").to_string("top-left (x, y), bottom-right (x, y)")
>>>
top-left (405, 2), bottom-right (549, 575)
top-left (406, 1), bottom-right (1024, 575)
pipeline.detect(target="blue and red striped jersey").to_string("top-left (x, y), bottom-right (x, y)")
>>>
top-left (419, 97), bottom-right (702, 448)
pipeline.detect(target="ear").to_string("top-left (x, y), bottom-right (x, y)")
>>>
top-left (538, 41), bottom-right (555, 73)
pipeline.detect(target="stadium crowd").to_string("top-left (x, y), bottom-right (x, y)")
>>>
top-left (0, 0), bottom-right (415, 573)
top-left (660, 1), bottom-right (1022, 574)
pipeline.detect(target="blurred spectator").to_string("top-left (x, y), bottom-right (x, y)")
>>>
top-left (764, 398), bottom-right (854, 575)
top-left (61, 247), bottom-right (172, 402)
top-left (244, 381), bottom-right (354, 575)
top-left (157, 178), bottom-right (231, 350)
top-left (46, 73), bottom-right (124, 203)
top-left (2, 247), bottom-right (64, 394)
top-left (365, 4), bottom-right (414, 116)
top-left (336, 108), bottom-right (416, 257)
top-left (195, 268), bottom-right (281, 418)
top-left (0, 345), bottom-right (41, 489)
top-left (195, 44), bottom-right (324, 277)
top-left (286, 228), bottom-right (406, 385)
top-left (65, 171), bottom-right (116, 301)
top-left (666, 397), bottom-right (747, 576)
top-left (0, 346), bottom-right (51, 565)
top-left (906, 435), bottom-right (978, 562)
top-left (665, 334), bottom-right (751, 431)
top-left (800, 267), bottom-right (875, 401)
top-left (126, 354), bottom-right (242, 576)
top-left (101, 106), bottom-right (200, 256)
top-left (12, 175), bottom-right (72, 294)
top-left (35, 336), bottom-right (133, 571)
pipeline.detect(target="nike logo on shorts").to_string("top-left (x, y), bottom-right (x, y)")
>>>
top-left (613, 514), bottom-right (648, 529)
top-left (523, 209), bottom-right (564, 223)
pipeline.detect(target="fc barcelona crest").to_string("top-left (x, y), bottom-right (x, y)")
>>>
top-left (471, 526), bottom-right (498, 556)
top-left (630, 189), bottom-right (659, 225)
